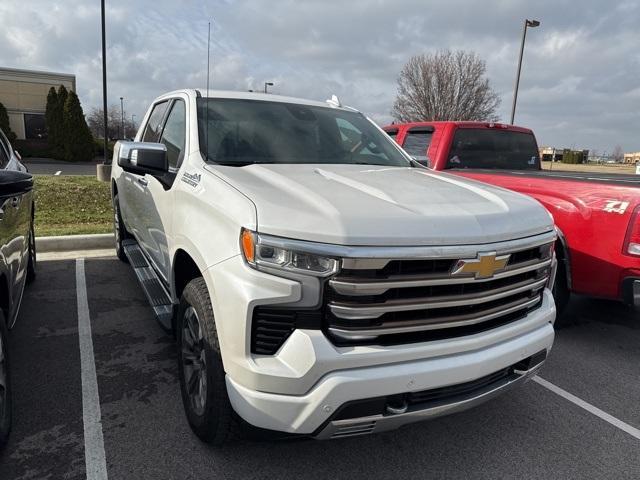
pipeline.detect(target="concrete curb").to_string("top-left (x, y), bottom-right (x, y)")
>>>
top-left (36, 233), bottom-right (115, 253)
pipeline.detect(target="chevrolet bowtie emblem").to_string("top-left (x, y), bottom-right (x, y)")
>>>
top-left (451, 252), bottom-right (510, 279)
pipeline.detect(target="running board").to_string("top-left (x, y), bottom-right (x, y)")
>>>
top-left (122, 239), bottom-right (174, 330)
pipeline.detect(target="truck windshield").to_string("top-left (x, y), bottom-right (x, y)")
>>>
top-left (446, 129), bottom-right (540, 170)
top-left (197, 98), bottom-right (411, 167)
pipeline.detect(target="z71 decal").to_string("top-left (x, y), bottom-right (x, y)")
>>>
top-left (603, 200), bottom-right (629, 214)
top-left (181, 172), bottom-right (201, 187)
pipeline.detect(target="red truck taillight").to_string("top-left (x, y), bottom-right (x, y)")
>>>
top-left (623, 205), bottom-right (640, 256)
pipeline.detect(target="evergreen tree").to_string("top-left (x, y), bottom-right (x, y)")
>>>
top-left (62, 91), bottom-right (94, 162)
top-left (0, 102), bottom-right (17, 143)
top-left (55, 85), bottom-right (69, 158)
top-left (45, 87), bottom-right (59, 154)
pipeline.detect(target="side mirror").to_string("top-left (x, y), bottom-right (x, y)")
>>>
top-left (0, 171), bottom-right (33, 197)
top-left (115, 141), bottom-right (168, 175)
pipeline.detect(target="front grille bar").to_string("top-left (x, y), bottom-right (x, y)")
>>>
top-left (328, 295), bottom-right (541, 341)
top-left (329, 277), bottom-right (548, 320)
top-left (330, 258), bottom-right (552, 296)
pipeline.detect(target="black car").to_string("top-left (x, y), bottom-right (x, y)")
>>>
top-left (0, 128), bottom-right (36, 448)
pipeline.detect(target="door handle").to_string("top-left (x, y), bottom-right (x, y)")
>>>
top-left (137, 177), bottom-right (148, 187)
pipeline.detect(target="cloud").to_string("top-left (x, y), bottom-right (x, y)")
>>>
top-left (0, 0), bottom-right (638, 152)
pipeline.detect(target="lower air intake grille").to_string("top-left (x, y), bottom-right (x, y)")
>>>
top-left (251, 308), bottom-right (321, 355)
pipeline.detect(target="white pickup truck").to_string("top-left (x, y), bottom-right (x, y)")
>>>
top-left (111, 89), bottom-right (557, 444)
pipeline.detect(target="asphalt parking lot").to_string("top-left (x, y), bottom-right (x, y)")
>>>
top-left (0, 256), bottom-right (639, 480)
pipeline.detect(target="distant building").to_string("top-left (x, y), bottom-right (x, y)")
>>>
top-left (623, 152), bottom-right (640, 164)
top-left (0, 67), bottom-right (76, 140)
top-left (539, 147), bottom-right (589, 163)
top-left (539, 146), bottom-right (562, 162)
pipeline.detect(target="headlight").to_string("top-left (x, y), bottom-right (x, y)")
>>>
top-left (240, 229), bottom-right (339, 277)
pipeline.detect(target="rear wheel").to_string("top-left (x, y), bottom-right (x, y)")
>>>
top-left (26, 218), bottom-right (36, 284)
top-left (113, 194), bottom-right (130, 263)
top-left (0, 312), bottom-right (12, 449)
top-left (177, 278), bottom-right (238, 445)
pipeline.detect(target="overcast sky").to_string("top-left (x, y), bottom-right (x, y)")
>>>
top-left (1, 0), bottom-right (639, 153)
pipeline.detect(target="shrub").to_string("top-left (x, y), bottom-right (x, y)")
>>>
top-left (0, 102), bottom-right (17, 142)
top-left (45, 87), bottom-right (60, 156)
top-left (62, 91), bottom-right (94, 162)
top-left (13, 139), bottom-right (51, 158)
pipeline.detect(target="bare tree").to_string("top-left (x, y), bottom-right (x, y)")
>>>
top-left (87, 105), bottom-right (138, 140)
top-left (611, 145), bottom-right (624, 163)
top-left (392, 50), bottom-right (501, 122)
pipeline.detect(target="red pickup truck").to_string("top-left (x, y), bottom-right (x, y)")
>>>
top-left (384, 121), bottom-right (640, 318)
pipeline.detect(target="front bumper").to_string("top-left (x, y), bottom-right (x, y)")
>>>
top-left (205, 254), bottom-right (556, 436)
top-left (225, 308), bottom-right (554, 436)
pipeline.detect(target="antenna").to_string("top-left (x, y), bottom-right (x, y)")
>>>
top-left (205, 21), bottom-right (211, 161)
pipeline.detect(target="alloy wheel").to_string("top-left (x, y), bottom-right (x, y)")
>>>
top-left (181, 306), bottom-right (207, 416)
top-left (113, 205), bottom-right (121, 245)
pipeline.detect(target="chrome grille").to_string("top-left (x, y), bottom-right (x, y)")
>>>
top-left (325, 238), bottom-right (554, 345)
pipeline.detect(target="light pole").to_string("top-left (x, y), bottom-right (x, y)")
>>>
top-left (264, 82), bottom-right (274, 94)
top-left (120, 96), bottom-right (124, 139)
top-left (131, 114), bottom-right (136, 137)
top-left (510, 19), bottom-right (540, 125)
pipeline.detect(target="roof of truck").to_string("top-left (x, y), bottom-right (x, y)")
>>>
top-left (156, 89), bottom-right (358, 112)
top-left (384, 121), bottom-right (534, 134)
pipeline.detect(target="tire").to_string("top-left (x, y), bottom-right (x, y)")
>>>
top-left (26, 218), bottom-right (36, 284)
top-left (0, 312), bottom-right (12, 449)
top-left (177, 277), bottom-right (238, 445)
top-left (113, 194), bottom-right (130, 263)
top-left (552, 263), bottom-right (570, 324)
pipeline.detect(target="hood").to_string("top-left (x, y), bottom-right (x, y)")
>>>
top-left (205, 163), bottom-right (554, 246)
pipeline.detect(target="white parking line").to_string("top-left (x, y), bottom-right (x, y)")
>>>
top-left (76, 259), bottom-right (109, 480)
top-left (534, 376), bottom-right (640, 441)
top-left (54, 170), bottom-right (62, 176)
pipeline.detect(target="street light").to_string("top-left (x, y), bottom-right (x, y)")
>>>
top-left (131, 114), bottom-right (136, 137)
top-left (120, 96), bottom-right (124, 139)
top-left (510, 19), bottom-right (540, 125)
top-left (264, 82), bottom-right (274, 94)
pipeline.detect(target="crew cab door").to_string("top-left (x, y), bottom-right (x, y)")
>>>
top-left (139, 98), bottom-right (187, 281)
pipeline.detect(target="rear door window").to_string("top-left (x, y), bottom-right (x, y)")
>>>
top-left (142, 101), bottom-right (169, 142)
top-left (402, 129), bottom-right (433, 164)
top-left (447, 128), bottom-right (540, 170)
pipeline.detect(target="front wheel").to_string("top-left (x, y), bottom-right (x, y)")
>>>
top-left (0, 313), bottom-right (12, 449)
top-left (552, 265), bottom-right (570, 324)
top-left (113, 194), bottom-right (130, 263)
top-left (177, 278), bottom-right (238, 445)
